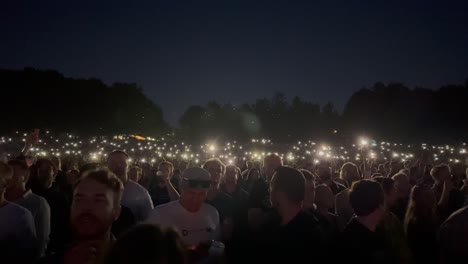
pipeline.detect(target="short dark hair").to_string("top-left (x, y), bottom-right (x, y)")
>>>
top-left (349, 180), bottom-right (384, 217)
top-left (373, 176), bottom-right (395, 195)
top-left (430, 164), bottom-right (449, 181)
top-left (158, 161), bottom-right (174, 171)
top-left (271, 166), bottom-right (305, 204)
top-left (74, 169), bottom-right (124, 205)
top-left (202, 158), bottom-right (226, 174)
top-left (108, 150), bottom-right (129, 158)
top-left (300, 169), bottom-right (314, 181)
top-left (36, 158), bottom-right (53, 168)
top-left (103, 224), bottom-right (186, 264)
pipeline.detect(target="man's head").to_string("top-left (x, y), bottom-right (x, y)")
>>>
top-left (270, 166), bottom-right (305, 210)
top-left (36, 158), bottom-right (55, 190)
top-left (246, 161), bottom-right (253, 170)
top-left (6, 160), bottom-right (29, 190)
top-left (263, 154), bottom-right (283, 181)
top-left (430, 164), bottom-right (451, 183)
top-left (373, 176), bottom-right (398, 208)
top-left (107, 151), bottom-right (129, 182)
top-left (128, 166), bottom-right (142, 183)
top-left (314, 184), bottom-right (334, 211)
top-left (179, 167), bottom-right (211, 213)
top-left (71, 169), bottom-right (123, 240)
top-left (300, 169), bottom-right (316, 208)
top-left (349, 180), bottom-right (385, 220)
top-left (392, 173), bottom-right (411, 198)
top-left (0, 162), bottom-right (13, 193)
top-left (157, 161), bottom-right (174, 179)
top-left (340, 162), bottom-right (360, 186)
top-left (202, 158), bottom-right (225, 190)
top-left (316, 161), bottom-right (332, 184)
top-left (225, 165), bottom-right (240, 187)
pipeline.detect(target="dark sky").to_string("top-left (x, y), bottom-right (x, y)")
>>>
top-left (2, 0), bottom-right (468, 124)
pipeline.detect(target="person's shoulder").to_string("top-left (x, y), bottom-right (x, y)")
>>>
top-left (334, 181), bottom-right (347, 191)
top-left (5, 202), bottom-right (31, 216)
top-left (335, 188), bottom-right (349, 198)
top-left (126, 180), bottom-right (150, 193)
top-left (442, 205), bottom-right (468, 225)
top-left (201, 203), bottom-right (220, 218)
top-left (153, 200), bottom-right (179, 212)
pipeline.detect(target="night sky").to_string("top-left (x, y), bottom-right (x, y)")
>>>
top-left (2, 0), bottom-right (468, 124)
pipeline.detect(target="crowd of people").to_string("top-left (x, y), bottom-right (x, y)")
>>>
top-left (1, 132), bottom-right (468, 264)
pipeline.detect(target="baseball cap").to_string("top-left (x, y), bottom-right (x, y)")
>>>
top-left (181, 167), bottom-right (211, 190)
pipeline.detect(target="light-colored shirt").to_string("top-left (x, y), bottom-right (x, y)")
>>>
top-left (14, 189), bottom-right (51, 256)
top-left (147, 200), bottom-right (220, 246)
top-left (122, 180), bottom-right (154, 222)
top-left (0, 202), bottom-right (37, 251)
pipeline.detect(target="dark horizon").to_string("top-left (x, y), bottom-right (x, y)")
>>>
top-left (2, 0), bottom-right (468, 124)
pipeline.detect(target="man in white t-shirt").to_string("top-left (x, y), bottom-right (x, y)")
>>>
top-left (107, 151), bottom-right (154, 222)
top-left (0, 161), bottom-right (37, 262)
top-left (147, 167), bottom-right (220, 247)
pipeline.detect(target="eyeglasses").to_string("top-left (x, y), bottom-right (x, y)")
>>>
top-left (183, 178), bottom-right (211, 189)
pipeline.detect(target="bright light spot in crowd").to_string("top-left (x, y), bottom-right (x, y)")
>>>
top-left (460, 149), bottom-right (466, 154)
top-left (141, 158), bottom-right (146, 163)
top-left (209, 145), bottom-right (216, 151)
top-left (360, 138), bottom-right (369, 146)
top-left (393, 153), bottom-right (399, 158)
top-left (228, 160), bottom-right (233, 164)
top-left (318, 151), bottom-right (324, 156)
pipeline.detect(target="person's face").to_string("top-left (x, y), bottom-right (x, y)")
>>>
top-left (344, 167), bottom-right (360, 184)
top-left (128, 168), bottom-right (139, 182)
top-left (66, 170), bottom-right (80, 185)
top-left (264, 157), bottom-right (281, 181)
top-left (7, 165), bottom-right (27, 190)
top-left (439, 168), bottom-right (451, 182)
top-left (180, 188), bottom-right (208, 213)
top-left (316, 165), bottom-right (332, 183)
top-left (107, 153), bottom-right (128, 181)
top-left (157, 164), bottom-right (173, 178)
top-left (315, 186), bottom-right (334, 210)
top-left (394, 177), bottom-right (411, 198)
top-left (206, 163), bottom-right (223, 189)
top-left (385, 187), bottom-right (398, 208)
top-left (37, 162), bottom-right (54, 189)
top-left (225, 167), bottom-right (238, 186)
top-left (70, 179), bottom-right (120, 239)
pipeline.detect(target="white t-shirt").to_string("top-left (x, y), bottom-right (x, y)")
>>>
top-left (14, 189), bottom-right (50, 256)
top-left (0, 202), bottom-right (37, 250)
top-left (122, 180), bottom-right (154, 222)
top-left (146, 200), bottom-right (220, 246)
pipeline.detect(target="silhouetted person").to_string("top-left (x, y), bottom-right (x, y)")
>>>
top-left (404, 184), bottom-right (439, 264)
top-left (391, 173), bottom-right (411, 222)
top-left (147, 161), bottom-right (180, 207)
top-left (107, 151), bottom-right (153, 222)
top-left (431, 164), bottom-right (465, 221)
top-left (103, 224), bottom-right (187, 264)
top-left (337, 180), bottom-right (396, 264)
top-left (439, 205), bottom-right (468, 264)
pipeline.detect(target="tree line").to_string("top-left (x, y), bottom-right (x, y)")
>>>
top-left (1, 68), bottom-right (467, 143)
